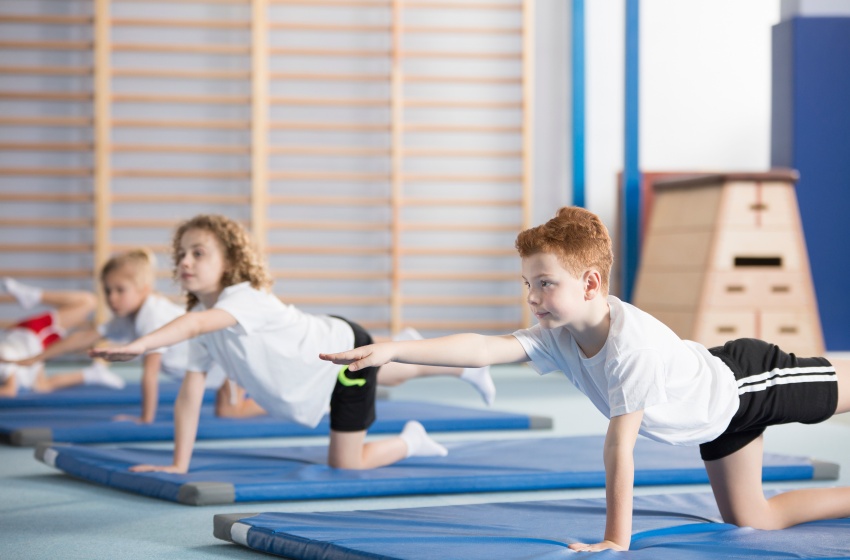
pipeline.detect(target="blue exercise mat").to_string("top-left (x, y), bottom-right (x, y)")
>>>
top-left (0, 383), bottom-right (215, 409)
top-left (1, 400), bottom-right (551, 446)
top-left (35, 435), bottom-right (837, 505)
top-left (212, 492), bottom-right (850, 559)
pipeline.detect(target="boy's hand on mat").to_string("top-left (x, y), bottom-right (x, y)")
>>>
top-left (319, 344), bottom-right (393, 371)
top-left (568, 540), bottom-right (627, 552)
top-left (89, 342), bottom-right (145, 362)
top-left (129, 463), bottom-right (187, 474)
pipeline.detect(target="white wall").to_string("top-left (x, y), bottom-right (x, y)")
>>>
top-left (583, 0), bottom-right (781, 259)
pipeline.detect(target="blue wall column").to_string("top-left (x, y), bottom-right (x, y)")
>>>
top-left (571, 0), bottom-right (585, 208)
top-left (622, 0), bottom-right (641, 301)
top-left (772, 17), bottom-right (850, 350)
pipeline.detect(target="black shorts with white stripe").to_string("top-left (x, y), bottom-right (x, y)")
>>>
top-left (699, 338), bottom-right (837, 461)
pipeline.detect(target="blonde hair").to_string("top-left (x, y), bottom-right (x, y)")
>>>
top-left (515, 206), bottom-right (613, 293)
top-left (172, 214), bottom-right (272, 310)
top-left (100, 248), bottom-right (157, 289)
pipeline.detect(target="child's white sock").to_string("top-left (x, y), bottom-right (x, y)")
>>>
top-left (460, 366), bottom-right (496, 406)
top-left (82, 362), bottom-right (126, 389)
top-left (399, 420), bottom-right (447, 458)
top-left (392, 327), bottom-right (424, 342)
top-left (2, 277), bottom-right (43, 310)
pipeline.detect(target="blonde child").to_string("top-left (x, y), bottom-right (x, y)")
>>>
top-left (320, 206), bottom-right (850, 551)
top-left (9, 250), bottom-right (227, 422)
top-left (91, 214), bottom-right (488, 471)
top-left (0, 278), bottom-right (124, 397)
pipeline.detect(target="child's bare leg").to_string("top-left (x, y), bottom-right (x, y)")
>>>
top-left (40, 290), bottom-right (97, 331)
top-left (378, 363), bottom-right (496, 406)
top-left (215, 381), bottom-right (266, 418)
top-left (328, 429), bottom-right (406, 469)
top-left (327, 421), bottom-right (447, 469)
top-left (32, 366), bottom-right (83, 393)
top-left (377, 363), bottom-right (462, 386)
top-left (705, 434), bottom-right (850, 530)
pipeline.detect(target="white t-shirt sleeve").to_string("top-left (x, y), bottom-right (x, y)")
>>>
top-left (607, 349), bottom-right (668, 417)
top-left (512, 326), bottom-right (560, 375)
top-left (186, 337), bottom-right (213, 374)
top-left (213, 287), bottom-right (268, 335)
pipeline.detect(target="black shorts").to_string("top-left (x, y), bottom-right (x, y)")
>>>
top-left (328, 316), bottom-right (378, 433)
top-left (699, 338), bottom-right (837, 461)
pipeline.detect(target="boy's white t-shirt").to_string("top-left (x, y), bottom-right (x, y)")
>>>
top-left (98, 293), bottom-right (226, 387)
top-left (513, 295), bottom-right (739, 446)
top-left (186, 282), bottom-right (355, 428)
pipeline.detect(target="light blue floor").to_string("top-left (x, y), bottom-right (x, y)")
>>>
top-left (2, 362), bottom-right (849, 559)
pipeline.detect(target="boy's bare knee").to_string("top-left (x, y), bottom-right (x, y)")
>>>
top-left (722, 506), bottom-right (784, 531)
top-left (80, 292), bottom-right (98, 312)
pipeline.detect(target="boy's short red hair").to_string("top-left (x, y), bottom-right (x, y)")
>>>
top-left (515, 206), bottom-right (613, 293)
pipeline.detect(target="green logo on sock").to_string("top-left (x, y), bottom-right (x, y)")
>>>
top-left (337, 365), bottom-right (366, 387)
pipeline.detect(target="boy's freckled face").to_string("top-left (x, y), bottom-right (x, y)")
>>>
top-left (521, 252), bottom-right (587, 330)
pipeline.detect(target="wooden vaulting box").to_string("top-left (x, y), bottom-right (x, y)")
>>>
top-left (633, 169), bottom-right (825, 356)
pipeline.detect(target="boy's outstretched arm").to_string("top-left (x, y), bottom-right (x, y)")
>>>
top-left (569, 409), bottom-right (643, 552)
top-left (320, 333), bottom-right (529, 372)
top-left (90, 309), bottom-right (237, 362)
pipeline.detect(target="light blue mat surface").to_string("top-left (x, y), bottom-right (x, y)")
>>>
top-left (36, 435), bottom-right (837, 505)
top-left (2, 400), bottom-right (551, 445)
top-left (214, 492), bottom-right (850, 559)
top-left (0, 383), bottom-right (213, 409)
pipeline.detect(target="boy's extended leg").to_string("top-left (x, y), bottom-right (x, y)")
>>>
top-left (706, 363), bottom-right (850, 532)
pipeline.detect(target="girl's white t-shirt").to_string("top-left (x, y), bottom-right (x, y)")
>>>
top-left (513, 295), bottom-right (739, 446)
top-left (99, 293), bottom-right (226, 387)
top-left (186, 282), bottom-right (355, 428)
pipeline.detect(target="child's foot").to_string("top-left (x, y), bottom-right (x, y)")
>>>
top-left (82, 363), bottom-right (126, 389)
top-left (393, 327), bottom-right (424, 342)
top-left (400, 420), bottom-right (448, 458)
top-left (460, 366), bottom-right (496, 406)
top-left (2, 278), bottom-right (43, 309)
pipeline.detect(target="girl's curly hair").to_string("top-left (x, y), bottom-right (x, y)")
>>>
top-left (172, 214), bottom-right (272, 310)
top-left (515, 206), bottom-right (613, 294)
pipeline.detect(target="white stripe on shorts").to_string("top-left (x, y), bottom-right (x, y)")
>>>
top-left (737, 365), bottom-right (836, 395)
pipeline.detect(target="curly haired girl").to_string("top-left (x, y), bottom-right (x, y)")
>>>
top-left (92, 214), bottom-right (479, 471)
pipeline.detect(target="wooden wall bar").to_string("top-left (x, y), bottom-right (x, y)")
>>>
top-left (0, 0), bottom-right (533, 337)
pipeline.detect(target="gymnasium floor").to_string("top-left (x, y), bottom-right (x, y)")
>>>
top-left (2, 360), bottom-right (849, 560)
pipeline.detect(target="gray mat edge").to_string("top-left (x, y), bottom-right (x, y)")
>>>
top-left (213, 513), bottom-right (260, 543)
top-left (178, 481), bottom-right (237, 506)
top-left (528, 415), bottom-right (553, 429)
top-left (9, 427), bottom-right (53, 447)
top-left (811, 459), bottom-right (840, 480)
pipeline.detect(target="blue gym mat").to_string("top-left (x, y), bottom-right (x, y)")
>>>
top-left (212, 492), bottom-right (850, 559)
top-left (0, 383), bottom-right (215, 409)
top-left (35, 435), bottom-right (837, 505)
top-left (1, 400), bottom-right (551, 446)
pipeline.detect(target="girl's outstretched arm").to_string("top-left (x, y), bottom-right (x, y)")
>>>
top-left (90, 309), bottom-right (237, 362)
top-left (320, 333), bottom-right (529, 372)
top-left (129, 370), bottom-right (206, 473)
